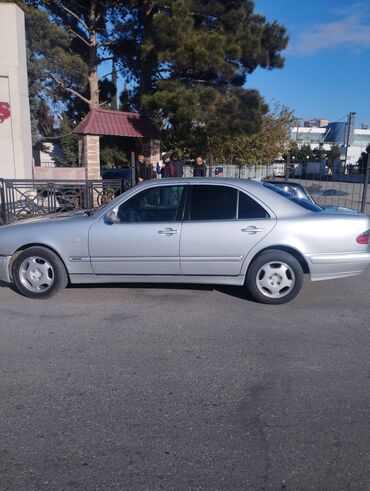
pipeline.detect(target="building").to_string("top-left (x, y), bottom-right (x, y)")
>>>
top-left (291, 114), bottom-right (370, 166)
top-left (0, 3), bottom-right (32, 179)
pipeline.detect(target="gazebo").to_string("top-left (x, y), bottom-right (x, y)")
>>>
top-left (74, 108), bottom-right (161, 180)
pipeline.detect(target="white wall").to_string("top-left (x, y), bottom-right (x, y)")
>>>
top-left (0, 3), bottom-right (32, 179)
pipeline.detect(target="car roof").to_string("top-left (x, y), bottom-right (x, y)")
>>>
top-left (97, 177), bottom-right (312, 219)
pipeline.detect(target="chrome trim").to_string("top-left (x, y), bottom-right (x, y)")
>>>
top-left (91, 257), bottom-right (179, 263)
top-left (0, 255), bottom-right (11, 283)
top-left (181, 256), bottom-right (243, 262)
top-left (68, 256), bottom-right (90, 262)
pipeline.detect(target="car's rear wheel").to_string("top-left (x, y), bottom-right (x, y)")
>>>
top-left (246, 250), bottom-right (303, 304)
top-left (12, 246), bottom-right (68, 299)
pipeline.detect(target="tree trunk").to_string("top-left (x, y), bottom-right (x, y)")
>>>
top-left (88, 0), bottom-right (99, 108)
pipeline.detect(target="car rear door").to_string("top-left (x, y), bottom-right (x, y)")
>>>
top-left (180, 184), bottom-right (276, 276)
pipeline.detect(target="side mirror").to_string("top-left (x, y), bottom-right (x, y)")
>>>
top-left (104, 209), bottom-right (118, 225)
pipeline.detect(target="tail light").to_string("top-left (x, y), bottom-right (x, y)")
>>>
top-left (356, 230), bottom-right (369, 245)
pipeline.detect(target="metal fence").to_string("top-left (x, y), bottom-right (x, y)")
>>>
top-left (0, 178), bottom-right (128, 225)
top-left (282, 163), bottom-right (370, 214)
top-left (1, 163), bottom-right (369, 225)
top-left (182, 162), bottom-right (370, 213)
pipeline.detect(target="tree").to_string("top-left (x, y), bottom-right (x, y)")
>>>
top-left (23, 0), bottom-right (124, 111)
top-left (51, 115), bottom-right (79, 167)
top-left (358, 144), bottom-right (370, 175)
top-left (312, 143), bottom-right (325, 161)
top-left (18, 0), bottom-right (289, 159)
top-left (113, 0), bottom-right (288, 151)
top-left (326, 144), bottom-right (340, 170)
top-left (208, 105), bottom-right (294, 165)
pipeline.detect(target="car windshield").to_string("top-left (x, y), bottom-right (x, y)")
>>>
top-left (263, 182), bottom-right (323, 212)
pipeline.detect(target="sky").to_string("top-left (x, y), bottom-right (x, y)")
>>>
top-left (249, 0), bottom-right (370, 127)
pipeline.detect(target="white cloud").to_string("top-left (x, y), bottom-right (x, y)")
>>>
top-left (290, 9), bottom-right (370, 56)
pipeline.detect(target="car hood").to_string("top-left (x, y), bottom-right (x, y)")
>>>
top-left (1, 209), bottom-right (93, 228)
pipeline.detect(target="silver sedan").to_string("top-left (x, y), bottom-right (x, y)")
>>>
top-left (0, 178), bottom-right (369, 304)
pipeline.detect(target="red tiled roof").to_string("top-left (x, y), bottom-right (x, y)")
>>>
top-left (74, 108), bottom-right (160, 139)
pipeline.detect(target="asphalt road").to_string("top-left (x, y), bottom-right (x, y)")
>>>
top-left (1, 270), bottom-right (370, 491)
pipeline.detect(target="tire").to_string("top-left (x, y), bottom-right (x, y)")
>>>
top-left (246, 250), bottom-right (303, 305)
top-left (12, 246), bottom-right (68, 299)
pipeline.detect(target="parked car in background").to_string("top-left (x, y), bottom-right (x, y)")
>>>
top-left (265, 180), bottom-right (360, 214)
top-left (264, 181), bottom-right (316, 203)
top-left (0, 179), bottom-right (369, 304)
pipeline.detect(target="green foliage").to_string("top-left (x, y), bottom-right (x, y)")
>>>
top-left (114, 0), bottom-right (288, 149)
top-left (208, 105), bottom-right (294, 165)
top-left (52, 115), bottom-right (79, 166)
top-left (326, 144), bottom-right (341, 169)
top-left (285, 142), bottom-right (314, 163)
top-left (358, 144), bottom-right (370, 175)
top-left (285, 142), bottom-right (342, 170)
top-left (19, 0), bottom-right (289, 158)
top-left (100, 146), bottom-right (129, 168)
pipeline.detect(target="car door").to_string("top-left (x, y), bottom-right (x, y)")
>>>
top-left (180, 184), bottom-right (276, 276)
top-left (89, 184), bottom-right (186, 275)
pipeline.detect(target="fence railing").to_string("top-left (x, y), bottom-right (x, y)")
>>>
top-left (1, 164), bottom-right (369, 225)
top-left (281, 163), bottom-right (370, 213)
top-left (182, 162), bottom-right (369, 213)
top-left (0, 178), bottom-right (128, 225)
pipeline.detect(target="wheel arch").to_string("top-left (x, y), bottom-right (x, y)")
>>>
top-left (247, 245), bottom-right (310, 276)
top-left (10, 243), bottom-right (69, 279)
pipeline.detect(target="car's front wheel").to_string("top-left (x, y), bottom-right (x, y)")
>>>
top-left (12, 246), bottom-right (68, 299)
top-left (246, 250), bottom-right (303, 304)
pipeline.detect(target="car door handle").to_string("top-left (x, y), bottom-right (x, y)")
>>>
top-left (241, 226), bottom-right (263, 234)
top-left (158, 228), bottom-right (179, 236)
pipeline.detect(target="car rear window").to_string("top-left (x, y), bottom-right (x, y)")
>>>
top-left (263, 182), bottom-right (323, 212)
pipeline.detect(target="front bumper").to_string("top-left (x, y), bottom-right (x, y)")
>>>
top-left (0, 255), bottom-right (11, 284)
top-left (307, 252), bottom-right (370, 281)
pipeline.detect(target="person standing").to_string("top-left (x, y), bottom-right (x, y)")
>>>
top-left (135, 154), bottom-right (152, 184)
top-left (156, 152), bottom-right (166, 178)
top-left (193, 156), bottom-right (207, 177)
top-left (214, 166), bottom-right (224, 177)
top-left (161, 153), bottom-right (176, 178)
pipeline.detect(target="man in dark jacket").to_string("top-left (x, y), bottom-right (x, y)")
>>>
top-left (135, 154), bottom-right (152, 184)
top-left (193, 156), bottom-right (207, 177)
top-left (161, 153), bottom-right (176, 178)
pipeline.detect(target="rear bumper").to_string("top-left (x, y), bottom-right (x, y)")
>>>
top-left (0, 255), bottom-right (11, 284)
top-left (307, 252), bottom-right (370, 281)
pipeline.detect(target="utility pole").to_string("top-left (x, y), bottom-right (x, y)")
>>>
top-left (360, 152), bottom-right (370, 213)
top-left (285, 151), bottom-right (290, 179)
top-left (344, 112), bottom-right (356, 166)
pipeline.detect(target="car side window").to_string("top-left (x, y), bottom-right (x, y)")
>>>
top-left (117, 186), bottom-right (185, 223)
top-left (238, 191), bottom-right (270, 219)
top-left (189, 185), bottom-right (237, 220)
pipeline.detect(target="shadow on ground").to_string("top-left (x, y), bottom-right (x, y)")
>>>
top-left (1, 279), bottom-right (256, 302)
top-left (69, 282), bottom-right (255, 301)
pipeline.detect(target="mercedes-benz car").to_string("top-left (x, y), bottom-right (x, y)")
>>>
top-left (0, 178), bottom-right (369, 304)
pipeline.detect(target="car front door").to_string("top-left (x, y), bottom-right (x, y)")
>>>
top-left (89, 184), bottom-right (186, 275)
top-left (180, 184), bottom-right (276, 276)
